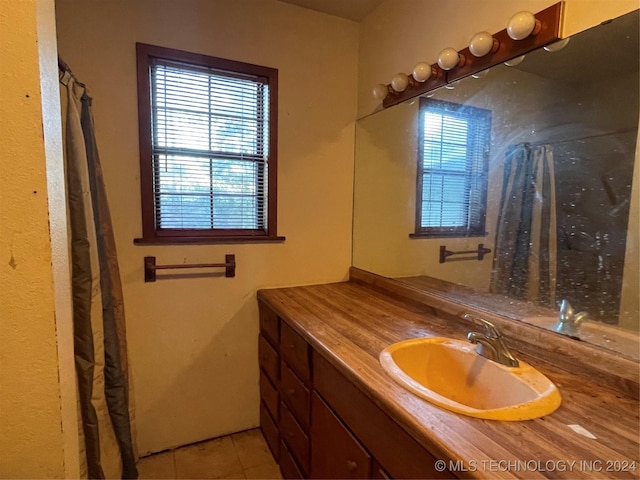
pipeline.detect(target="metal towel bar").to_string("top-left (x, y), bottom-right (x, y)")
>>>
top-left (439, 244), bottom-right (491, 264)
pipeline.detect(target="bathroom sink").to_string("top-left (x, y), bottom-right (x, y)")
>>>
top-left (379, 337), bottom-right (561, 421)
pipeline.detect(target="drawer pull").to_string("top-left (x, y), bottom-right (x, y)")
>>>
top-left (347, 460), bottom-right (358, 472)
top-left (287, 388), bottom-right (295, 396)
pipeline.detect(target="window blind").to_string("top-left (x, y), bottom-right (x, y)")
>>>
top-left (417, 99), bottom-right (491, 236)
top-left (150, 59), bottom-right (270, 230)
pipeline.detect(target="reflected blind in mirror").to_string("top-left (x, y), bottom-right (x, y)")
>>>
top-left (416, 98), bottom-right (491, 237)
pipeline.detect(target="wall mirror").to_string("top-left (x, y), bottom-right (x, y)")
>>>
top-left (353, 10), bottom-right (639, 359)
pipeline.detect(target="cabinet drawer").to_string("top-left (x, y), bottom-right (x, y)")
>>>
top-left (260, 371), bottom-right (279, 421)
top-left (260, 402), bottom-right (279, 461)
top-left (259, 301), bottom-right (279, 347)
top-left (279, 440), bottom-right (304, 480)
top-left (372, 460), bottom-right (391, 479)
top-left (280, 361), bottom-right (310, 430)
top-left (280, 322), bottom-right (310, 384)
top-left (310, 392), bottom-right (371, 479)
top-left (280, 402), bottom-right (309, 473)
top-left (258, 334), bottom-right (279, 384)
top-left (313, 351), bottom-right (454, 479)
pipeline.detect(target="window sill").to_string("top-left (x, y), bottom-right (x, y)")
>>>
top-left (409, 232), bottom-right (488, 239)
top-left (134, 235), bottom-right (286, 245)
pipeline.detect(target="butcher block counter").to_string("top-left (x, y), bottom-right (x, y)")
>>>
top-left (257, 269), bottom-right (639, 479)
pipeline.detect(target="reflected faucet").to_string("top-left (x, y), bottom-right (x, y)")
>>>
top-left (464, 314), bottom-right (519, 367)
top-left (554, 299), bottom-right (589, 337)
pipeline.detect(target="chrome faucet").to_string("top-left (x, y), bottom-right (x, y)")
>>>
top-left (554, 299), bottom-right (588, 336)
top-left (464, 314), bottom-right (519, 367)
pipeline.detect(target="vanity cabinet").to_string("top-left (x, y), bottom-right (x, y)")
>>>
top-left (258, 307), bottom-right (280, 460)
top-left (258, 300), bottom-right (453, 479)
top-left (310, 392), bottom-right (372, 478)
top-left (259, 302), bottom-right (311, 478)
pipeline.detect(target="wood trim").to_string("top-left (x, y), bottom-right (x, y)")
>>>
top-left (135, 42), bottom-right (280, 244)
top-left (136, 43), bottom-right (156, 240)
top-left (133, 235), bottom-right (285, 245)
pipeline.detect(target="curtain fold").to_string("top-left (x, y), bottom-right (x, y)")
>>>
top-left (61, 69), bottom-right (138, 479)
top-left (490, 143), bottom-right (557, 307)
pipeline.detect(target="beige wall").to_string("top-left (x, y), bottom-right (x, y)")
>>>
top-left (55, 0), bottom-right (358, 455)
top-left (0, 0), bottom-right (79, 477)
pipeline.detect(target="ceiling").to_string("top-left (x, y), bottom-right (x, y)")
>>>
top-left (277, 0), bottom-right (383, 21)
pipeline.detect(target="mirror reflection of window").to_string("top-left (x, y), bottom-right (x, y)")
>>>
top-left (414, 98), bottom-right (491, 238)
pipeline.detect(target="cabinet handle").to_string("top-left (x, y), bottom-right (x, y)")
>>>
top-left (287, 389), bottom-right (295, 396)
top-left (347, 460), bottom-right (358, 472)
top-left (288, 343), bottom-right (295, 350)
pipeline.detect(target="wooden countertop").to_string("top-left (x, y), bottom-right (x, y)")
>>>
top-left (257, 279), bottom-right (640, 479)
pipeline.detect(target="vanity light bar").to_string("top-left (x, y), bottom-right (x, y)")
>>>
top-left (377, 2), bottom-right (564, 109)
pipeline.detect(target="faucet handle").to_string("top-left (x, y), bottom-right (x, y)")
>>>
top-left (463, 313), bottom-right (502, 338)
top-left (559, 299), bottom-right (574, 320)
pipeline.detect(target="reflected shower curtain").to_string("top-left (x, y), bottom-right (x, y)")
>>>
top-left (490, 144), bottom-right (557, 307)
top-left (60, 66), bottom-right (138, 479)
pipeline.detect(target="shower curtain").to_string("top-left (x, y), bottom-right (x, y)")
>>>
top-left (490, 143), bottom-right (557, 307)
top-left (60, 64), bottom-right (138, 479)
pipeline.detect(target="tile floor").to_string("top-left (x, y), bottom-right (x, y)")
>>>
top-left (136, 428), bottom-right (281, 479)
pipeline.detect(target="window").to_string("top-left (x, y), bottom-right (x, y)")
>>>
top-left (135, 43), bottom-right (280, 243)
top-left (413, 98), bottom-right (491, 238)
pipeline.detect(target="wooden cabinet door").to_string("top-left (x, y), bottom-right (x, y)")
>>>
top-left (258, 300), bottom-right (279, 347)
top-left (310, 392), bottom-right (371, 479)
top-left (280, 322), bottom-right (310, 384)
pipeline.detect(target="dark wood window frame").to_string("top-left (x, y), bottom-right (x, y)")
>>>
top-left (135, 43), bottom-right (283, 244)
top-left (411, 97), bottom-right (491, 239)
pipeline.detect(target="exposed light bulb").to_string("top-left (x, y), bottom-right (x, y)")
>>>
top-left (507, 11), bottom-right (539, 40)
top-left (391, 73), bottom-right (409, 92)
top-left (412, 62), bottom-right (433, 82)
top-left (469, 31), bottom-right (497, 57)
top-left (372, 83), bottom-right (389, 100)
top-left (438, 48), bottom-right (463, 70)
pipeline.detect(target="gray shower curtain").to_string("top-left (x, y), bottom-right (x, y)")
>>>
top-left (60, 63), bottom-right (138, 479)
top-left (490, 143), bottom-right (557, 307)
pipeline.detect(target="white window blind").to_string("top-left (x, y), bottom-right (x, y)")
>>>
top-left (416, 99), bottom-right (491, 237)
top-left (150, 59), bottom-right (270, 231)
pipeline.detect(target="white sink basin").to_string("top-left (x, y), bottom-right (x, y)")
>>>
top-left (380, 337), bottom-right (561, 421)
